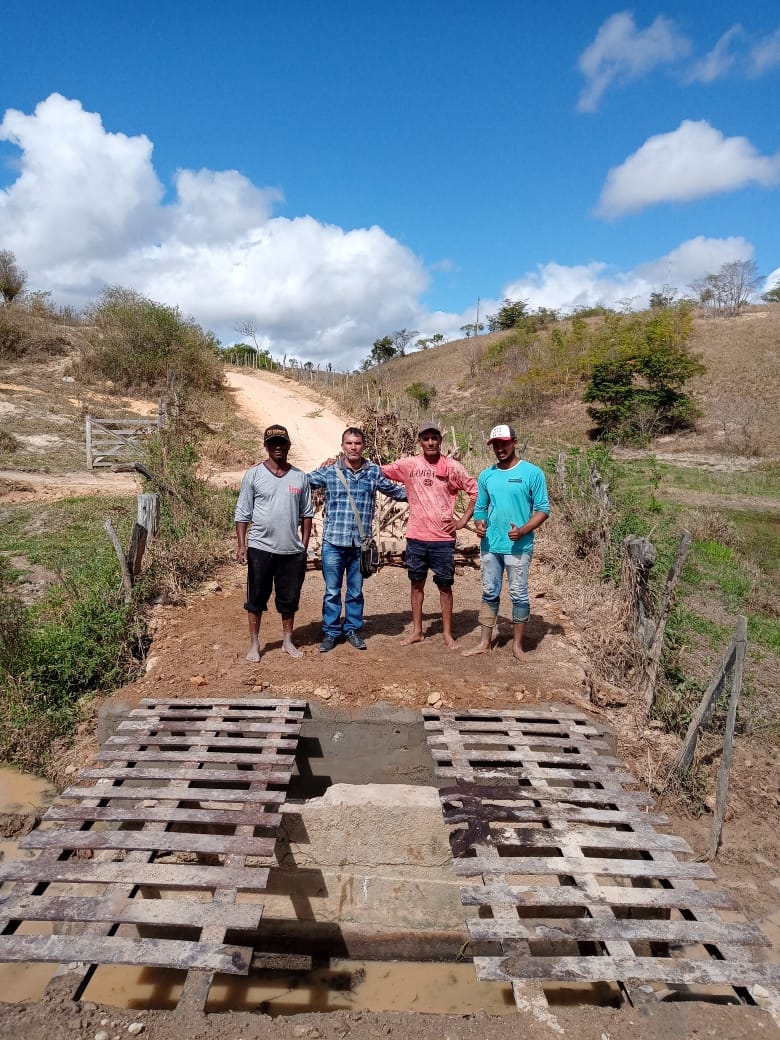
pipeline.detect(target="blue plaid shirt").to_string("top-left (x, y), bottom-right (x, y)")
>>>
top-left (308, 460), bottom-right (407, 546)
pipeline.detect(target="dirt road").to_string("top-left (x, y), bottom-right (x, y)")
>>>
top-left (225, 368), bottom-right (348, 469)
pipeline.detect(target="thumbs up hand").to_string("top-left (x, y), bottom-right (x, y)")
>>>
top-left (508, 522), bottom-right (523, 542)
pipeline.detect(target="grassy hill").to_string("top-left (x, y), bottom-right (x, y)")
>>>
top-left (327, 305), bottom-right (780, 459)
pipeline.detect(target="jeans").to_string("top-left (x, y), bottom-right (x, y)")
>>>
top-left (480, 550), bottom-right (532, 623)
top-left (321, 541), bottom-right (364, 637)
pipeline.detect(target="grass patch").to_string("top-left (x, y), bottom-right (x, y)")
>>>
top-left (0, 409), bottom-right (237, 776)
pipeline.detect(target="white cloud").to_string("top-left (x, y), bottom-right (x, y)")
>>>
top-left (749, 27), bottom-right (780, 75)
top-left (597, 120), bottom-right (780, 218)
top-left (0, 94), bottom-right (437, 370)
top-left (577, 12), bottom-right (691, 112)
top-left (686, 25), bottom-right (743, 83)
top-left (0, 94), bottom-right (162, 264)
top-left (501, 236), bottom-right (755, 313)
top-left (762, 266), bottom-right (780, 295)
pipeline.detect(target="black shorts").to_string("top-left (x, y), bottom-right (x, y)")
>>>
top-left (245, 548), bottom-right (307, 615)
top-left (405, 538), bottom-right (455, 588)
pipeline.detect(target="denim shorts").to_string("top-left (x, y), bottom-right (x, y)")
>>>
top-left (405, 538), bottom-right (455, 588)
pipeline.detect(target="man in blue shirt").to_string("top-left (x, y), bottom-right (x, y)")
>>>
top-left (308, 427), bottom-right (407, 652)
top-left (462, 424), bottom-right (550, 661)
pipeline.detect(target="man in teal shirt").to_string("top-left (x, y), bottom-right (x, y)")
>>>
top-left (462, 424), bottom-right (549, 661)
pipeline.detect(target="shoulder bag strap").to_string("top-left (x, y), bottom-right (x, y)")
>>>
top-left (334, 464), bottom-right (367, 541)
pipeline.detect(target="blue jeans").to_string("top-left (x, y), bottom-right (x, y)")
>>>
top-left (480, 550), bottom-right (533, 624)
top-left (321, 541), bottom-right (364, 637)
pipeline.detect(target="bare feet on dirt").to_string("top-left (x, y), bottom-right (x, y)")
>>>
top-left (462, 640), bottom-right (491, 657)
top-left (282, 638), bottom-right (303, 659)
top-left (400, 631), bottom-right (425, 646)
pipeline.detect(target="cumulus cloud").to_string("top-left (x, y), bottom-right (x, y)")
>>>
top-left (686, 25), bottom-right (743, 83)
top-left (577, 12), bottom-right (691, 112)
top-left (596, 120), bottom-right (780, 218)
top-left (0, 94), bottom-right (438, 370)
top-left (500, 236), bottom-right (755, 313)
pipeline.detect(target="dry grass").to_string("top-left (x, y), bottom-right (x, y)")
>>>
top-left (685, 304), bottom-right (780, 455)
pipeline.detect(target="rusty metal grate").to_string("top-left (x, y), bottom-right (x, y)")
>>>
top-left (0, 697), bottom-right (306, 1005)
top-left (424, 706), bottom-right (779, 1011)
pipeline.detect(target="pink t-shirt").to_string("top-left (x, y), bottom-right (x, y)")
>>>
top-left (381, 455), bottom-right (478, 541)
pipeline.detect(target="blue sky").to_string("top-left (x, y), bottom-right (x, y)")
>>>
top-left (1, 1), bottom-right (778, 369)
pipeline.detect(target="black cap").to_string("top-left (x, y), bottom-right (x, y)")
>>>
top-left (263, 424), bottom-right (291, 444)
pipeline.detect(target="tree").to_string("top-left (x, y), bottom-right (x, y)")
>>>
top-left (460, 322), bottom-right (484, 338)
top-left (690, 259), bottom-right (761, 317)
top-left (649, 284), bottom-right (677, 309)
top-left (583, 308), bottom-right (705, 444)
top-left (762, 281), bottom-right (780, 303)
top-left (392, 328), bottom-right (418, 356)
top-left (416, 337), bottom-right (432, 350)
top-left (0, 250), bottom-right (26, 304)
top-left (431, 333), bottom-right (445, 347)
top-left (368, 335), bottom-right (396, 365)
top-left (486, 298), bottom-right (529, 332)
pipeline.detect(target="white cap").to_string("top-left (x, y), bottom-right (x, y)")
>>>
top-left (487, 423), bottom-right (516, 444)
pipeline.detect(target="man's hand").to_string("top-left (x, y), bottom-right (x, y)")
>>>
top-left (320, 454), bottom-right (340, 468)
top-left (508, 522), bottom-right (524, 541)
top-left (452, 514), bottom-right (469, 532)
top-left (474, 519), bottom-right (487, 538)
top-left (236, 546), bottom-right (248, 565)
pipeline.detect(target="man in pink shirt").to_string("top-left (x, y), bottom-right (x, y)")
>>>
top-left (381, 422), bottom-right (478, 649)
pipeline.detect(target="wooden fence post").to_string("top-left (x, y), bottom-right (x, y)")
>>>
top-left (707, 615), bottom-right (747, 859)
top-left (643, 529), bottom-right (693, 710)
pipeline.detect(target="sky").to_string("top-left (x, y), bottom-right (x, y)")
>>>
top-left (1, 0), bottom-right (778, 370)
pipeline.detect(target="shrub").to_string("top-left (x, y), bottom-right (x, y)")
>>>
top-left (405, 381), bottom-right (437, 410)
top-left (583, 306), bottom-right (705, 444)
top-left (79, 287), bottom-right (223, 393)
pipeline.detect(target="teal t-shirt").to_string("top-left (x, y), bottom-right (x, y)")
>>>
top-left (473, 459), bottom-right (550, 555)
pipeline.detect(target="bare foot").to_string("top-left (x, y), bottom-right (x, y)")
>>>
top-left (246, 646), bottom-right (262, 663)
top-left (400, 631), bottom-right (425, 646)
top-left (443, 635), bottom-right (460, 650)
top-left (512, 643), bottom-right (525, 660)
top-left (462, 642), bottom-right (491, 657)
top-left (282, 640), bottom-right (303, 659)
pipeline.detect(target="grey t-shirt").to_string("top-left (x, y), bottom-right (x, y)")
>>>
top-left (235, 463), bottom-right (313, 554)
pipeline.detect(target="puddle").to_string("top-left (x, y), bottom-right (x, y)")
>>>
top-left (0, 766), bottom-right (60, 1001)
top-left (0, 765), bottom-right (56, 861)
top-left (82, 960), bottom-right (515, 1014)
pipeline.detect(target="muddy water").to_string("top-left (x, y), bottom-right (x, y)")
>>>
top-left (83, 961), bottom-right (515, 1015)
top-left (0, 766), bottom-right (60, 1003)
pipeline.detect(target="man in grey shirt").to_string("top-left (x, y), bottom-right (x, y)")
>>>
top-left (235, 424), bottom-right (313, 662)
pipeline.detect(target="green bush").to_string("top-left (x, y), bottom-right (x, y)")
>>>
top-left (405, 381), bottom-right (437, 410)
top-left (583, 307), bottom-right (705, 444)
top-left (80, 287), bottom-right (223, 392)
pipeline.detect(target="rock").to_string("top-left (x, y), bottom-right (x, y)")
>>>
top-left (648, 719), bottom-right (664, 730)
top-left (96, 1032), bottom-right (109, 1040)
top-left (127, 1024), bottom-right (145, 1036)
top-left (64, 764), bottom-right (77, 775)
top-left (314, 686), bottom-right (333, 701)
top-left (145, 656), bottom-right (159, 673)
top-left (427, 692), bottom-right (443, 706)
top-left (190, 675), bottom-right (208, 687)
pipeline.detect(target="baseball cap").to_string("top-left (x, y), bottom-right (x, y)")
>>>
top-left (263, 424), bottom-right (291, 444)
top-left (417, 420), bottom-right (442, 437)
top-left (487, 423), bottom-right (516, 444)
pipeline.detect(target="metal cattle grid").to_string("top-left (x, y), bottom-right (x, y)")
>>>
top-left (424, 706), bottom-right (779, 1013)
top-left (0, 696), bottom-right (307, 1010)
